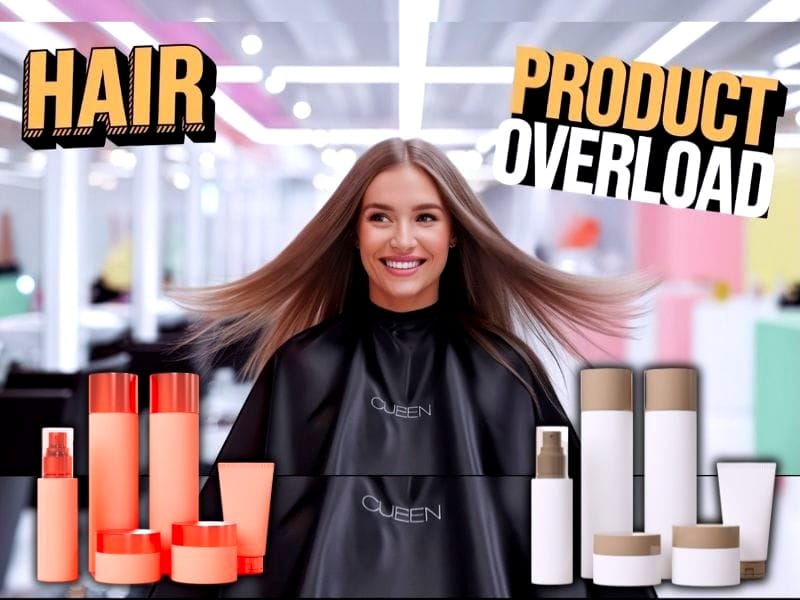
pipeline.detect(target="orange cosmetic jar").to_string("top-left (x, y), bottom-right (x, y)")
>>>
top-left (171, 521), bottom-right (238, 584)
top-left (95, 529), bottom-right (161, 584)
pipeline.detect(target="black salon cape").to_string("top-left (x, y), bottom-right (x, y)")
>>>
top-left (143, 302), bottom-right (655, 598)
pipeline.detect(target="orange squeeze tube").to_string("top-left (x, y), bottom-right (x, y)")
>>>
top-left (149, 373), bottom-right (200, 575)
top-left (89, 373), bottom-right (139, 576)
top-left (37, 428), bottom-right (78, 582)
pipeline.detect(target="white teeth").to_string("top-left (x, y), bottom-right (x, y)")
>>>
top-left (385, 260), bottom-right (421, 270)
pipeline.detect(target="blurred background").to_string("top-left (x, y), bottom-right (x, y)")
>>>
top-left (0, 0), bottom-right (798, 597)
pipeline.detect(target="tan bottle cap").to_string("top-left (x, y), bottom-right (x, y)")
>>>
top-left (645, 368), bottom-right (697, 411)
top-left (536, 431), bottom-right (565, 478)
top-left (593, 533), bottom-right (660, 556)
top-left (580, 368), bottom-right (632, 412)
top-left (672, 525), bottom-right (739, 549)
top-left (741, 561), bottom-right (766, 579)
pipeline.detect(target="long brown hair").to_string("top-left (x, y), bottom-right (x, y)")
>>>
top-left (177, 138), bottom-right (651, 409)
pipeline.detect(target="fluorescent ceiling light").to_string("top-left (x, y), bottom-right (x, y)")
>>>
top-left (264, 75), bottom-right (286, 94)
top-left (775, 42), bottom-right (800, 68)
top-left (424, 66), bottom-right (514, 84)
top-left (773, 69), bottom-right (800, 84)
top-left (217, 65), bottom-right (264, 84)
top-left (0, 101), bottom-right (21, 122)
top-left (292, 100), bottom-right (311, 120)
top-left (253, 128), bottom-right (491, 146)
top-left (636, 22), bottom-right (718, 65)
top-left (775, 133), bottom-right (800, 148)
top-left (730, 69), bottom-right (770, 78)
top-left (398, 0), bottom-right (439, 136)
top-left (241, 34), bottom-right (262, 56)
top-left (0, 22), bottom-right (72, 54)
top-left (271, 66), bottom-right (400, 84)
top-left (213, 89), bottom-right (271, 142)
top-left (269, 65), bottom-right (515, 85)
top-left (0, 72), bottom-right (18, 95)
top-left (0, 0), bottom-right (69, 21)
top-left (96, 22), bottom-right (159, 48)
top-left (747, 0), bottom-right (800, 21)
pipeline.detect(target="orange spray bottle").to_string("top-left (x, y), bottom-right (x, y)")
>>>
top-left (89, 373), bottom-right (139, 576)
top-left (37, 428), bottom-right (78, 582)
top-left (149, 373), bottom-right (200, 575)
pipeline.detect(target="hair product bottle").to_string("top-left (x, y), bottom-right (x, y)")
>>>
top-left (580, 368), bottom-right (633, 579)
top-left (89, 372), bottom-right (139, 576)
top-left (149, 372), bottom-right (200, 575)
top-left (644, 368), bottom-right (698, 579)
top-left (531, 429), bottom-right (573, 585)
top-left (37, 428), bottom-right (78, 582)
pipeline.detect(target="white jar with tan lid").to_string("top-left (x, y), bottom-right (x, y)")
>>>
top-left (672, 525), bottom-right (740, 587)
top-left (644, 368), bottom-right (698, 579)
top-left (593, 533), bottom-right (661, 587)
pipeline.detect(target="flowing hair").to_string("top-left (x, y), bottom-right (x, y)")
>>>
top-left (176, 138), bottom-right (652, 409)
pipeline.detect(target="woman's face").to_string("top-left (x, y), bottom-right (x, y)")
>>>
top-left (357, 163), bottom-right (454, 312)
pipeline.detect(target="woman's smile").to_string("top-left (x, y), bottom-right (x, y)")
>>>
top-left (380, 256), bottom-right (427, 276)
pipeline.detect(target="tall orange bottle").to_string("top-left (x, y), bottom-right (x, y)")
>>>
top-left (37, 428), bottom-right (78, 582)
top-left (149, 373), bottom-right (200, 575)
top-left (89, 373), bottom-right (139, 576)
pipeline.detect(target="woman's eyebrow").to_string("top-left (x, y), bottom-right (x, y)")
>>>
top-left (362, 202), bottom-right (444, 211)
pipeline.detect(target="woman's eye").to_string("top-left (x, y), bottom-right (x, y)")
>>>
top-left (368, 213), bottom-right (390, 223)
top-left (417, 213), bottom-right (437, 223)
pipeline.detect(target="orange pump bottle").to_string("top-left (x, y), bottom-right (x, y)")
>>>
top-left (149, 373), bottom-right (200, 574)
top-left (89, 373), bottom-right (139, 576)
top-left (37, 428), bottom-right (78, 582)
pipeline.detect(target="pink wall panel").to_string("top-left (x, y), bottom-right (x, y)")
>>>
top-left (636, 204), bottom-right (744, 291)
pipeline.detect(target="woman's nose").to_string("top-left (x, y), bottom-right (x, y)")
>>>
top-left (390, 222), bottom-right (415, 250)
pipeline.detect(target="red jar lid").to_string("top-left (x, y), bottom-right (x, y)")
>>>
top-left (89, 372), bottom-right (138, 414)
top-left (172, 521), bottom-right (237, 547)
top-left (97, 529), bottom-right (160, 554)
top-left (150, 373), bottom-right (199, 413)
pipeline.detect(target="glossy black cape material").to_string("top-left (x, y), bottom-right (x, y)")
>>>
top-left (144, 302), bottom-right (656, 598)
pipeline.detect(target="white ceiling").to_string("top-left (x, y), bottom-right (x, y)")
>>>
top-left (0, 0), bottom-right (797, 151)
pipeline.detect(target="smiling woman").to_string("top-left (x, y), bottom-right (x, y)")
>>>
top-left (358, 164), bottom-right (455, 312)
top-left (150, 138), bottom-right (655, 598)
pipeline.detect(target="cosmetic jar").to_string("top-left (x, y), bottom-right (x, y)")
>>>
top-left (672, 525), bottom-right (740, 587)
top-left (171, 521), bottom-right (238, 584)
top-left (593, 533), bottom-right (661, 587)
top-left (94, 529), bottom-right (161, 584)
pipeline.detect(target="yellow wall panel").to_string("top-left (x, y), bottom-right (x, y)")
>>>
top-left (746, 149), bottom-right (800, 290)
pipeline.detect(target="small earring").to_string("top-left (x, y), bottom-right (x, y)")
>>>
top-left (449, 241), bottom-right (456, 248)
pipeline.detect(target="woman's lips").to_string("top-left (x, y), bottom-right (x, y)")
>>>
top-left (380, 258), bottom-right (426, 277)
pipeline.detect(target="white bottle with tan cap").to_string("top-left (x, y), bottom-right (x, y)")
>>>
top-left (580, 368), bottom-right (633, 579)
top-left (531, 428), bottom-right (572, 585)
top-left (644, 368), bottom-right (698, 579)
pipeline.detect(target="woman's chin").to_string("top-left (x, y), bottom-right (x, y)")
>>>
top-left (373, 282), bottom-right (436, 306)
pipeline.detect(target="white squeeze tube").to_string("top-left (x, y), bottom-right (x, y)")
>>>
top-left (644, 368), bottom-right (698, 580)
top-left (531, 428), bottom-right (572, 585)
top-left (717, 461), bottom-right (777, 580)
top-left (580, 368), bottom-right (633, 579)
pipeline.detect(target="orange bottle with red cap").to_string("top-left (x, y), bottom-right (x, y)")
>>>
top-left (37, 427), bottom-right (78, 582)
top-left (149, 373), bottom-right (200, 575)
top-left (89, 372), bottom-right (139, 576)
